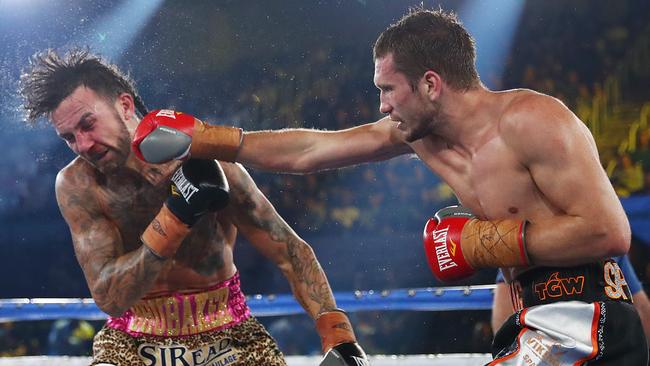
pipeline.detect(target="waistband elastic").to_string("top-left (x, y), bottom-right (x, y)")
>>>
top-left (509, 259), bottom-right (633, 310)
top-left (106, 272), bottom-right (250, 338)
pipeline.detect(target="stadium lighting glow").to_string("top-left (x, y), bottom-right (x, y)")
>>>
top-left (459, 0), bottom-right (525, 89)
top-left (74, 0), bottom-right (165, 60)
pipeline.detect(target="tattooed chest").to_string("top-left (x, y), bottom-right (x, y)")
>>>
top-left (101, 183), bottom-right (168, 244)
top-left (175, 216), bottom-right (232, 276)
top-left (99, 185), bottom-right (232, 275)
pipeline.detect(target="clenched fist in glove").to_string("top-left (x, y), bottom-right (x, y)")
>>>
top-left (423, 205), bottom-right (530, 282)
top-left (316, 310), bottom-right (369, 366)
top-left (141, 159), bottom-right (230, 259)
top-left (132, 109), bottom-right (243, 164)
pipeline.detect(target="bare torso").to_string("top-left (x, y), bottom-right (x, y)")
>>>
top-left (409, 91), bottom-right (565, 280)
top-left (74, 159), bottom-right (238, 295)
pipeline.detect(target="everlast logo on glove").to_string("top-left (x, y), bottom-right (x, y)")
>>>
top-left (171, 168), bottom-right (199, 203)
top-left (431, 226), bottom-right (458, 271)
top-left (423, 213), bottom-right (477, 282)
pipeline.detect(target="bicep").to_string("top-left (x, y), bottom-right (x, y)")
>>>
top-left (304, 118), bottom-right (412, 169)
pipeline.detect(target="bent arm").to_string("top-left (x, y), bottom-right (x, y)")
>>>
top-left (224, 163), bottom-right (336, 317)
top-left (506, 95), bottom-right (630, 266)
top-left (56, 170), bottom-right (168, 317)
top-left (238, 116), bottom-right (412, 173)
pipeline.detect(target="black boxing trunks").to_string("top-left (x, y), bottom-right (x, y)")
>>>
top-left (91, 273), bottom-right (286, 366)
top-left (490, 259), bottom-right (648, 365)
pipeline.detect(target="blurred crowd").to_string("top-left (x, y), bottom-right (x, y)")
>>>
top-left (2, 0), bottom-right (650, 357)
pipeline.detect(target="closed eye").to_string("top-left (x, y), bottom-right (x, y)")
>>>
top-left (376, 84), bottom-right (393, 92)
top-left (80, 118), bottom-right (95, 131)
top-left (59, 133), bottom-right (75, 143)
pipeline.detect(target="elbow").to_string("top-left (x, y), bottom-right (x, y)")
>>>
top-left (276, 240), bottom-right (316, 275)
top-left (104, 309), bottom-right (126, 318)
top-left (91, 289), bottom-right (128, 317)
top-left (605, 231), bottom-right (631, 258)
top-left (595, 220), bottom-right (631, 258)
top-left (288, 154), bottom-right (321, 174)
top-left (288, 145), bottom-right (330, 173)
top-left (95, 301), bottom-right (126, 318)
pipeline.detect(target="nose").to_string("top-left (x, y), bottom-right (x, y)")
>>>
top-left (74, 132), bottom-right (94, 154)
top-left (379, 96), bottom-right (392, 114)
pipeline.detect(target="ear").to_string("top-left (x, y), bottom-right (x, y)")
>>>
top-left (422, 70), bottom-right (442, 100)
top-left (115, 92), bottom-right (136, 121)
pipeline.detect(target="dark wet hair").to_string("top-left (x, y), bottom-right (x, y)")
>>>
top-left (373, 7), bottom-right (479, 91)
top-left (19, 47), bottom-right (148, 125)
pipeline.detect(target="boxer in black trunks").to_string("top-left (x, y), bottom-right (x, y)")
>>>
top-left (133, 8), bottom-right (647, 364)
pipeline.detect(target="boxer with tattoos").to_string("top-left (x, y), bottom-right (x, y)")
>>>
top-left (19, 48), bottom-right (367, 366)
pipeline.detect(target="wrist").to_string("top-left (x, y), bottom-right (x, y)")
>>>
top-left (191, 120), bottom-right (243, 162)
top-left (142, 242), bottom-right (168, 261)
top-left (316, 309), bottom-right (357, 353)
top-left (141, 204), bottom-right (191, 259)
top-left (463, 218), bottom-right (530, 268)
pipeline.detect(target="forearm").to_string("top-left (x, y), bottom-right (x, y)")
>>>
top-left (238, 130), bottom-right (331, 173)
top-left (91, 245), bottom-right (167, 317)
top-left (280, 239), bottom-right (337, 318)
top-left (238, 123), bottom-right (407, 173)
top-left (91, 204), bottom-right (189, 315)
top-left (525, 215), bottom-right (630, 267)
top-left (426, 206), bottom-right (629, 284)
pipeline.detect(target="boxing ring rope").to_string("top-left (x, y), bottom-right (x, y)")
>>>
top-left (0, 285), bottom-right (496, 321)
top-left (0, 285), bottom-right (496, 365)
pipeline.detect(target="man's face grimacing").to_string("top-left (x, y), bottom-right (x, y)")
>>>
top-left (374, 54), bottom-right (441, 143)
top-left (51, 86), bottom-right (132, 174)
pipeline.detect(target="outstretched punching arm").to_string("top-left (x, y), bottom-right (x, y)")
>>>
top-left (133, 109), bottom-right (411, 173)
top-left (239, 117), bottom-right (411, 173)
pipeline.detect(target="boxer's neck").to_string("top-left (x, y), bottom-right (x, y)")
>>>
top-left (432, 85), bottom-right (497, 155)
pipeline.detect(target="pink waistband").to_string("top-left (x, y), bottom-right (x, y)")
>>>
top-left (106, 272), bottom-right (250, 338)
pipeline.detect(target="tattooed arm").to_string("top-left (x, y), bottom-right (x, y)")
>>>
top-left (222, 162), bottom-right (337, 318)
top-left (55, 164), bottom-right (167, 317)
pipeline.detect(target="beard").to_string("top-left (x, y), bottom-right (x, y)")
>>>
top-left (97, 131), bottom-right (130, 174)
top-left (403, 100), bottom-right (443, 142)
top-left (89, 110), bottom-right (132, 174)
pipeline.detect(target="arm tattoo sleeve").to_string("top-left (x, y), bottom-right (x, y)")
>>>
top-left (60, 182), bottom-right (169, 317)
top-left (234, 167), bottom-right (336, 316)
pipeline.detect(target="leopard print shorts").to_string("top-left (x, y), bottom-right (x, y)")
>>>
top-left (91, 316), bottom-right (286, 366)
